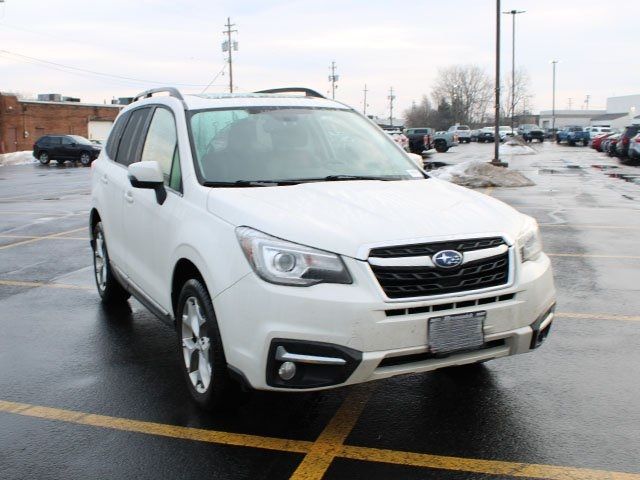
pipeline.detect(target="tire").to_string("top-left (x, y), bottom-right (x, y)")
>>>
top-left (582, 139), bottom-right (589, 146)
top-left (568, 140), bottom-right (575, 146)
top-left (539, 138), bottom-right (544, 143)
top-left (38, 151), bottom-right (50, 165)
top-left (92, 222), bottom-right (130, 304)
top-left (177, 279), bottom-right (233, 410)
top-left (435, 142), bottom-right (448, 153)
top-left (80, 151), bottom-right (92, 166)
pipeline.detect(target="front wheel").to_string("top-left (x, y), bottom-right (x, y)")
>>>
top-left (435, 142), bottom-right (448, 153)
top-left (80, 151), bottom-right (92, 166)
top-left (92, 222), bottom-right (130, 304)
top-left (177, 279), bottom-right (233, 410)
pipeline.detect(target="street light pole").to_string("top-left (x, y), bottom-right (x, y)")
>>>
top-left (551, 60), bottom-right (558, 139)
top-left (503, 9), bottom-right (525, 131)
top-left (492, 0), bottom-right (506, 166)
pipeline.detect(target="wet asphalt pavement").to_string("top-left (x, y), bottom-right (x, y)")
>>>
top-left (0, 144), bottom-right (639, 480)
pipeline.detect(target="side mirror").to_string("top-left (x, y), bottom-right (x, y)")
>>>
top-left (128, 161), bottom-right (167, 205)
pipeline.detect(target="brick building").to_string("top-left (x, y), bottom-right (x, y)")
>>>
top-left (0, 93), bottom-right (122, 154)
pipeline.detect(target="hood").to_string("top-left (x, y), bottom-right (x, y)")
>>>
top-left (207, 178), bottom-right (527, 260)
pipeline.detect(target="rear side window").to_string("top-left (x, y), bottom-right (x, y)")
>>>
top-left (106, 112), bottom-right (130, 160)
top-left (115, 108), bottom-right (151, 166)
top-left (47, 137), bottom-right (62, 145)
top-left (141, 107), bottom-right (181, 191)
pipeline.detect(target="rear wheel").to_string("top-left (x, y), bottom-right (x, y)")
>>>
top-left (38, 152), bottom-right (50, 165)
top-left (177, 279), bottom-right (233, 410)
top-left (92, 222), bottom-right (130, 304)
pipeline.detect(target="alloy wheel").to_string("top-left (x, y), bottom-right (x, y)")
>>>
top-left (93, 230), bottom-right (107, 292)
top-left (181, 297), bottom-right (212, 393)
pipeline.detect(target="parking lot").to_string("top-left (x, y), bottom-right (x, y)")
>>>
top-left (1, 142), bottom-right (639, 479)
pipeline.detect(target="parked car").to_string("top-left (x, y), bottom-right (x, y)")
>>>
top-left (385, 129), bottom-right (409, 152)
top-left (591, 132), bottom-right (615, 152)
top-left (556, 126), bottom-right (590, 146)
top-left (603, 133), bottom-right (621, 156)
top-left (477, 126), bottom-right (495, 143)
top-left (614, 125), bottom-right (640, 159)
top-left (498, 126), bottom-right (514, 142)
top-left (470, 129), bottom-right (480, 142)
top-left (90, 86), bottom-right (555, 409)
top-left (628, 133), bottom-right (640, 161)
top-left (448, 125), bottom-right (471, 143)
top-left (585, 126), bottom-right (611, 139)
top-left (33, 134), bottom-right (102, 166)
top-left (518, 124), bottom-right (545, 143)
top-left (404, 127), bottom-right (435, 154)
top-left (431, 130), bottom-right (459, 152)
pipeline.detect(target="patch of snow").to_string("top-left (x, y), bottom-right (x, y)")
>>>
top-left (0, 151), bottom-right (37, 166)
top-left (498, 138), bottom-right (536, 155)
top-left (429, 160), bottom-right (534, 188)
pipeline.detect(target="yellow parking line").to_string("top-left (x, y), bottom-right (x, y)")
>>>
top-left (337, 445), bottom-right (640, 480)
top-left (1, 398), bottom-right (638, 480)
top-left (0, 280), bottom-right (92, 290)
top-left (557, 312), bottom-right (640, 322)
top-left (0, 234), bottom-right (88, 241)
top-left (0, 400), bottom-right (312, 454)
top-left (0, 227), bottom-right (86, 250)
top-left (547, 253), bottom-right (640, 259)
top-left (290, 384), bottom-right (374, 480)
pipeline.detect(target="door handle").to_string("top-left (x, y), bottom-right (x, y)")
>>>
top-left (124, 191), bottom-right (134, 203)
top-left (101, 174), bottom-right (108, 185)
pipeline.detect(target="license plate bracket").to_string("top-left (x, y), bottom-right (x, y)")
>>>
top-left (428, 311), bottom-right (485, 354)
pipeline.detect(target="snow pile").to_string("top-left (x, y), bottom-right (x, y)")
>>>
top-left (0, 151), bottom-right (37, 166)
top-left (430, 160), bottom-right (534, 188)
top-left (498, 137), bottom-right (536, 155)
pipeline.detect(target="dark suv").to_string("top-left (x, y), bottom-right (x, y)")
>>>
top-left (33, 135), bottom-right (102, 166)
top-left (615, 125), bottom-right (640, 160)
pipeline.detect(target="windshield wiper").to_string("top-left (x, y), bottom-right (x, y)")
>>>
top-left (321, 174), bottom-right (408, 181)
top-left (202, 180), bottom-right (301, 187)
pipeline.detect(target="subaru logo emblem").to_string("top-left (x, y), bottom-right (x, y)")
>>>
top-left (432, 250), bottom-right (463, 268)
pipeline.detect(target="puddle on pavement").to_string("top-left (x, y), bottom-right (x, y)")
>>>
top-left (538, 167), bottom-right (582, 175)
top-left (592, 165), bottom-right (620, 170)
top-left (606, 173), bottom-right (640, 185)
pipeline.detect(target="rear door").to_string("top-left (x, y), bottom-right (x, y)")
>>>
top-left (99, 107), bottom-right (152, 269)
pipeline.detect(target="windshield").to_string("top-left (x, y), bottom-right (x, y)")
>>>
top-left (189, 107), bottom-right (422, 184)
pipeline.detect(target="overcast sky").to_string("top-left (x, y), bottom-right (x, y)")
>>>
top-left (0, 0), bottom-right (637, 118)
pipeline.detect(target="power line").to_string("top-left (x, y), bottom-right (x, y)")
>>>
top-left (0, 49), bottom-right (215, 87)
top-left (200, 64), bottom-right (227, 94)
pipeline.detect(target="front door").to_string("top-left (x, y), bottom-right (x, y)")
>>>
top-left (122, 106), bottom-right (184, 307)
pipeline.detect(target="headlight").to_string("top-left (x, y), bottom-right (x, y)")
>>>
top-left (236, 227), bottom-right (352, 286)
top-left (517, 217), bottom-right (543, 262)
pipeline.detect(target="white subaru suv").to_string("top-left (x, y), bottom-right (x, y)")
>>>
top-left (90, 87), bottom-right (555, 409)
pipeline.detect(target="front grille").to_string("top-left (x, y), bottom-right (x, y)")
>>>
top-left (369, 237), bottom-right (505, 258)
top-left (371, 252), bottom-right (509, 299)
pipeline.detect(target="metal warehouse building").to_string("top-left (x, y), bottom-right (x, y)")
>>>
top-left (0, 92), bottom-right (122, 154)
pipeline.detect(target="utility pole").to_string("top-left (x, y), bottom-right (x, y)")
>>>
top-left (568, 97), bottom-right (573, 109)
top-left (388, 87), bottom-right (395, 127)
top-left (503, 9), bottom-right (525, 131)
top-left (585, 94), bottom-right (590, 110)
top-left (363, 84), bottom-right (369, 116)
top-left (328, 61), bottom-right (338, 100)
top-left (492, 0), bottom-right (506, 166)
top-left (551, 60), bottom-right (558, 139)
top-left (222, 17), bottom-right (238, 93)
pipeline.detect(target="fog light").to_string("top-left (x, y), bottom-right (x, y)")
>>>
top-left (278, 361), bottom-right (296, 380)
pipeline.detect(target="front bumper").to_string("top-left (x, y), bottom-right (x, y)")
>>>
top-left (213, 253), bottom-right (555, 391)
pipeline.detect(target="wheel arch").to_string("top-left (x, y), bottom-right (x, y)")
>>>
top-left (89, 209), bottom-right (101, 240)
top-left (171, 257), bottom-right (207, 318)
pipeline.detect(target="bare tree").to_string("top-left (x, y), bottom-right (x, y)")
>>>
top-left (502, 67), bottom-right (534, 119)
top-left (431, 65), bottom-right (493, 125)
top-left (404, 96), bottom-right (437, 128)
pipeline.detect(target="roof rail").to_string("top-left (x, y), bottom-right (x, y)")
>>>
top-left (254, 88), bottom-right (326, 99)
top-left (132, 87), bottom-right (185, 104)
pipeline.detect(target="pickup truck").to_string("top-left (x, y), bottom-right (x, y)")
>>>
top-left (556, 126), bottom-right (590, 146)
top-left (517, 124), bottom-right (545, 143)
top-left (405, 127), bottom-right (458, 153)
